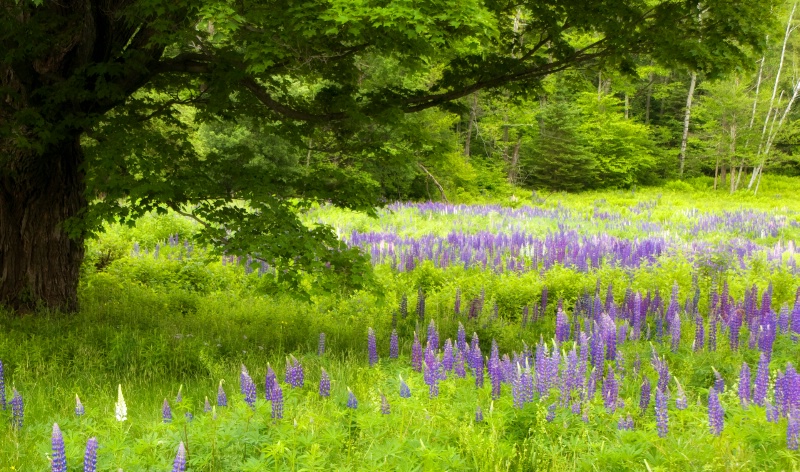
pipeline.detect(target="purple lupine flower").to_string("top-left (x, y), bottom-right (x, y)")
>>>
top-left (390, 329), bottom-right (399, 359)
top-left (788, 412), bottom-right (799, 450)
top-left (75, 394), bottom-right (85, 416)
top-left (739, 362), bottom-right (752, 407)
top-left (488, 342), bottom-right (501, 400)
top-left (217, 380), bottom-right (227, 407)
top-left (654, 357), bottom-right (670, 394)
top-left (171, 442), bottom-right (186, 472)
top-left (426, 320), bottom-right (439, 351)
top-left (11, 388), bottom-right (23, 430)
top-left (399, 376), bottom-right (411, 398)
top-left (728, 308), bottom-right (744, 351)
top-left (204, 396), bottom-right (212, 413)
top-left (399, 294), bottom-right (408, 319)
top-left (546, 403), bottom-right (556, 422)
top-left (0, 360), bottom-right (5, 411)
top-left (655, 388), bottom-right (668, 437)
top-left (791, 297), bottom-right (800, 336)
top-left (318, 332), bottom-right (326, 356)
top-left (442, 339), bottom-right (454, 372)
top-left (708, 388), bottom-right (724, 436)
top-left (713, 368), bottom-right (725, 393)
top-left (694, 315), bottom-right (705, 351)
top-left (475, 404), bottom-right (484, 422)
top-left (555, 309), bottom-right (570, 343)
top-left (617, 416), bottom-right (632, 431)
top-left (708, 316), bottom-right (717, 352)
top-left (603, 366), bottom-right (618, 412)
top-left (380, 394), bottom-right (390, 415)
top-left (778, 363), bottom-right (800, 417)
top-left (240, 364), bottom-right (250, 394)
top-left (675, 380), bottom-right (687, 410)
top-left (319, 368), bottom-right (331, 397)
top-left (424, 349), bottom-right (441, 398)
top-left (754, 353), bottom-right (769, 406)
top-left (175, 385), bottom-right (183, 404)
top-left (640, 378), bottom-right (651, 411)
top-left (83, 437), bottom-right (98, 472)
top-left (242, 371), bottom-right (256, 409)
top-left (457, 323), bottom-right (467, 353)
top-left (587, 367), bottom-right (598, 400)
top-left (51, 423), bottom-right (66, 472)
top-left (778, 304), bottom-right (790, 334)
top-left (185, 412), bottom-right (193, 422)
top-left (411, 332), bottom-right (423, 372)
top-left (767, 400), bottom-right (780, 423)
top-left (287, 355), bottom-right (305, 388)
top-left (590, 324), bottom-right (604, 369)
top-left (454, 349), bottom-right (466, 378)
top-left (346, 388), bottom-right (358, 409)
top-left (271, 379), bottom-right (283, 419)
top-left (454, 288), bottom-right (461, 315)
top-left (472, 343), bottom-right (484, 388)
top-left (456, 322), bottom-right (467, 352)
top-left (162, 399), bottom-right (173, 423)
top-left (669, 313), bottom-right (681, 352)
top-left (265, 364), bottom-right (276, 401)
top-left (368, 328), bottom-right (379, 367)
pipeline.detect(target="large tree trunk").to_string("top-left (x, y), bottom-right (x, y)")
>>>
top-left (0, 136), bottom-right (86, 312)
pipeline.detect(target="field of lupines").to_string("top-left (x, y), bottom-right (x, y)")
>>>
top-left (2, 177), bottom-right (800, 471)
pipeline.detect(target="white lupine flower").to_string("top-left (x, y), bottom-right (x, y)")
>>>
top-left (115, 384), bottom-right (127, 422)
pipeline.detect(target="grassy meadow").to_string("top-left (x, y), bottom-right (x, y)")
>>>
top-left (2, 176), bottom-right (800, 471)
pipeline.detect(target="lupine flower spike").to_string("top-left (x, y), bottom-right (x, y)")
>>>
top-left (271, 379), bottom-right (284, 420)
top-left (217, 380), bottom-right (227, 407)
top-left (318, 332), bottom-right (326, 356)
top-left (75, 394), bottom-right (85, 416)
top-left (51, 423), bottom-right (67, 472)
top-left (83, 437), bottom-right (98, 472)
top-left (655, 388), bottom-right (668, 437)
top-left (175, 385), bottom-right (183, 404)
top-left (475, 405), bottom-right (484, 422)
top-left (708, 387), bottom-right (724, 436)
top-left (162, 398), bottom-right (172, 423)
top-left (114, 385), bottom-right (126, 422)
top-left (319, 368), bottom-right (331, 397)
top-left (204, 396), bottom-right (212, 413)
top-left (172, 442), bottom-right (186, 472)
top-left (788, 412), bottom-right (799, 450)
top-left (399, 375), bottom-right (411, 398)
top-left (11, 388), bottom-right (23, 430)
top-left (380, 393), bottom-right (390, 415)
top-left (390, 329), bottom-right (399, 359)
top-left (347, 388), bottom-right (358, 409)
top-left (368, 327), bottom-right (379, 366)
top-left (675, 378), bottom-right (688, 410)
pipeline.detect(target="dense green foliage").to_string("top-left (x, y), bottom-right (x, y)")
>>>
top-left (0, 0), bottom-right (784, 312)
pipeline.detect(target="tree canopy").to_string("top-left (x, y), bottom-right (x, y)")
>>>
top-left (0, 0), bottom-right (779, 311)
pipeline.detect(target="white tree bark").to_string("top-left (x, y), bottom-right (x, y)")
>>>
top-left (679, 72), bottom-right (697, 176)
top-left (736, 55), bottom-right (765, 191)
top-left (749, 2), bottom-right (797, 190)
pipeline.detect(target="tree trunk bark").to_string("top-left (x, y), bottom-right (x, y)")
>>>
top-left (0, 136), bottom-right (86, 312)
top-left (679, 72), bottom-right (697, 176)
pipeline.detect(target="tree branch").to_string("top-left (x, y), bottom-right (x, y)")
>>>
top-left (417, 162), bottom-right (448, 203)
top-left (239, 77), bottom-right (346, 122)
